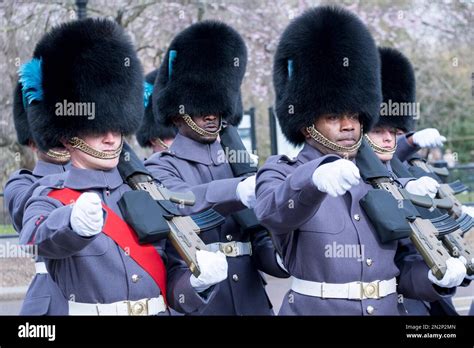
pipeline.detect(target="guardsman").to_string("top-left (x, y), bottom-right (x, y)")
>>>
top-left (136, 70), bottom-right (176, 153)
top-left (395, 128), bottom-right (446, 163)
top-left (388, 58), bottom-right (474, 223)
top-left (5, 83), bottom-right (70, 232)
top-left (20, 18), bottom-right (225, 315)
top-left (366, 47), bottom-right (445, 199)
top-left (137, 72), bottom-right (183, 318)
top-left (391, 86), bottom-right (446, 163)
top-left (254, 6), bottom-right (459, 315)
top-left (365, 47), bottom-right (468, 315)
top-left (145, 21), bottom-right (288, 315)
top-left (3, 82), bottom-right (70, 315)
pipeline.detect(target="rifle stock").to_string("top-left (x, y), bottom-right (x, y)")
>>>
top-left (436, 184), bottom-right (464, 219)
top-left (398, 188), bottom-right (453, 210)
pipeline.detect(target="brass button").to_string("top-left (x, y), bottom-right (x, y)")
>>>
top-left (366, 258), bottom-right (373, 266)
top-left (225, 245), bottom-right (233, 254)
top-left (366, 305), bottom-right (375, 315)
top-left (226, 235), bottom-right (233, 241)
top-left (354, 214), bottom-right (360, 221)
top-left (131, 274), bottom-right (140, 283)
top-left (232, 274), bottom-right (239, 282)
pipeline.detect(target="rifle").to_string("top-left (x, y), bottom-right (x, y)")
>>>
top-left (219, 123), bottom-right (262, 234)
top-left (356, 139), bottom-right (455, 280)
top-left (219, 122), bottom-right (257, 177)
top-left (407, 155), bottom-right (449, 179)
top-left (117, 142), bottom-right (225, 277)
top-left (409, 158), bottom-right (467, 218)
top-left (398, 157), bottom-right (473, 275)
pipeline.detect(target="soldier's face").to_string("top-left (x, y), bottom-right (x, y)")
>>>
top-left (174, 114), bottom-right (220, 144)
top-left (65, 131), bottom-right (122, 170)
top-left (304, 113), bottom-right (361, 158)
top-left (367, 126), bottom-right (396, 162)
top-left (396, 128), bottom-right (406, 137)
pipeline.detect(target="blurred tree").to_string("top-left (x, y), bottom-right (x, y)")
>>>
top-left (0, 0), bottom-right (472, 189)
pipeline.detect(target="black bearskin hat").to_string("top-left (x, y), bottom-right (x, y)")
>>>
top-left (21, 18), bottom-right (144, 151)
top-left (136, 69), bottom-right (177, 148)
top-left (377, 47), bottom-right (416, 133)
top-left (273, 6), bottom-right (382, 146)
top-left (13, 82), bottom-right (32, 146)
top-left (153, 20), bottom-right (247, 127)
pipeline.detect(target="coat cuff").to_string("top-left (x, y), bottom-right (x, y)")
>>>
top-left (167, 269), bottom-right (219, 314)
top-left (288, 155), bottom-right (339, 206)
top-left (395, 133), bottom-right (420, 162)
top-left (38, 205), bottom-right (99, 256)
top-left (398, 260), bottom-right (456, 302)
top-left (397, 177), bottom-right (415, 188)
top-left (205, 177), bottom-right (243, 204)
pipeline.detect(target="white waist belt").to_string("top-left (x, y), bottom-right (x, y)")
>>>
top-left (291, 277), bottom-right (397, 300)
top-left (207, 241), bottom-right (252, 257)
top-left (68, 296), bottom-right (166, 316)
top-left (35, 262), bottom-right (48, 274)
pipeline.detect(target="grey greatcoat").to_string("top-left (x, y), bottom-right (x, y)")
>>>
top-left (145, 133), bottom-right (288, 315)
top-left (20, 166), bottom-right (211, 315)
top-left (254, 143), bottom-right (454, 315)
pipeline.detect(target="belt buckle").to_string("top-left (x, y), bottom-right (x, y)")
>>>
top-left (363, 281), bottom-right (380, 299)
top-left (128, 300), bottom-right (148, 316)
top-left (220, 242), bottom-right (239, 257)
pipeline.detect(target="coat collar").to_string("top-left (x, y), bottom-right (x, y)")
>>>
top-left (33, 160), bottom-right (69, 177)
top-left (297, 142), bottom-right (342, 163)
top-left (62, 166), bottom-right (124, 190)
top-left (384, 160), bottom-right (399, 181)
top-left (297, 142), bottom-right (358, 165)
top-left (297, 143), bottom-right (324, 164)
top-left (165, 133), bottom-right (225, 165)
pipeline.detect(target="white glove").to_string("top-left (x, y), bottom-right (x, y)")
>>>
top-left (459, 256), bottom-right (474, 281)
top-left (405, 176), bottom-right (439, 198)
top-left (461, 205), bottom-right (474, 218)
top-left (249, 153), bottom-right (259, 167)
top-left (70, 192), bottom-right (104, 237)
top-left (428, 257), bottom-right (467, 288)
top-left (312, 159), bottom-right (360, 197)
top-left (190, 250), bottom-right (228, 292)
top-left (236, 175), bottom-right (256, 208)
top-left (412, 128), bottom-right (446, 148)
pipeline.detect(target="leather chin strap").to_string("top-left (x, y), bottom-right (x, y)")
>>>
top-left (306, 124), bottom-right (363, 153)
top-left (68, 136), bottom-right (123, 160)
top-left (182, 114), bottom-right (221, 138)
top-left (364, 134), bottom-right (397, 155)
